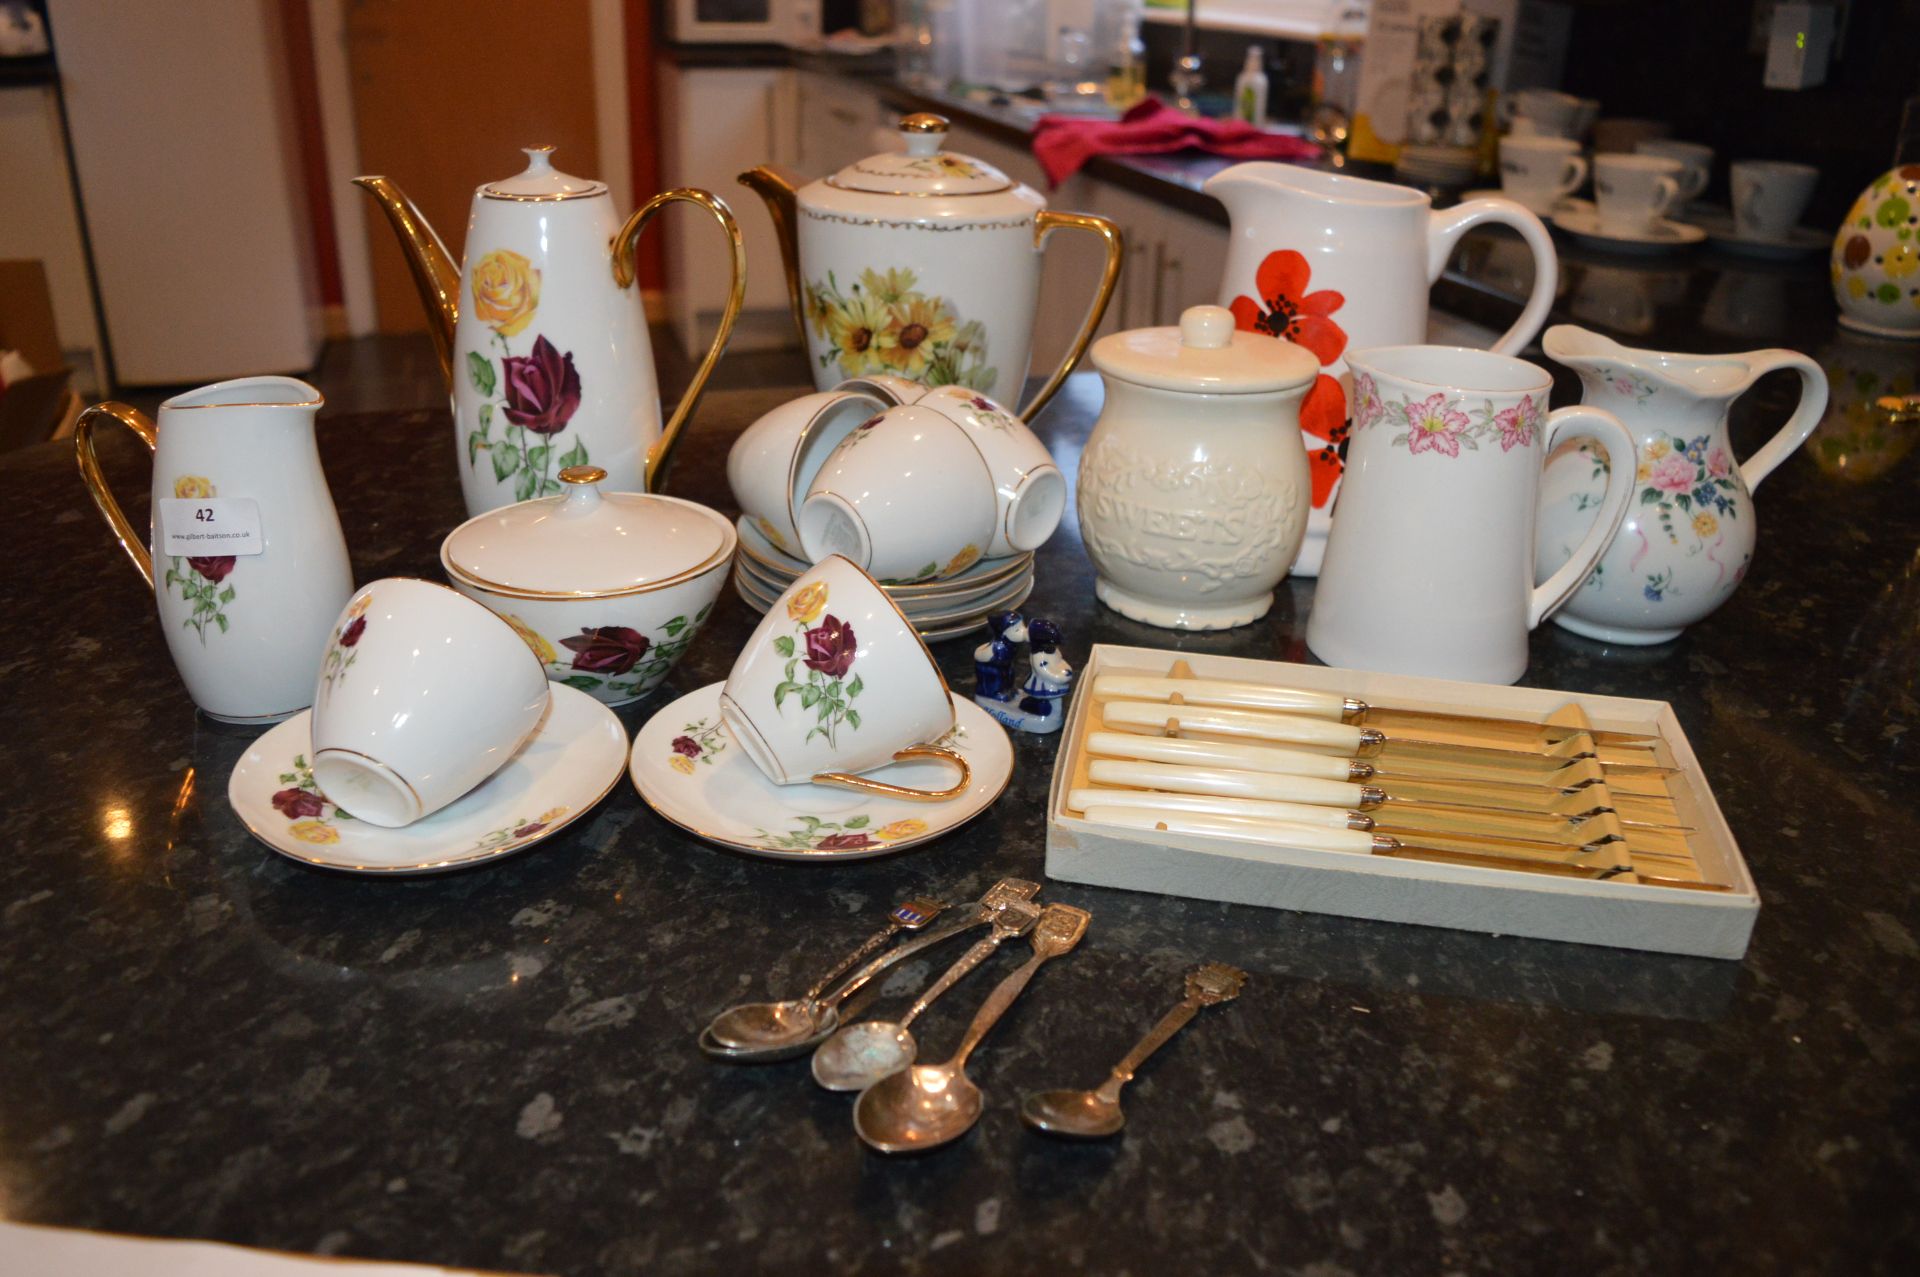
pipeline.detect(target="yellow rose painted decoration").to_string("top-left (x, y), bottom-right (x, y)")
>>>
top-left (472, 249), bottom-right (541, 337)
top-left (786, 580), bottom-right (829, 625)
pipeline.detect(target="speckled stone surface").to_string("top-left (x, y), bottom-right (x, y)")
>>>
top-left (3, 352), bottom-right (1917, 1275)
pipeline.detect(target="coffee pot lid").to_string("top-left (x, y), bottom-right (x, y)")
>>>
top-left (442, 467), bottom-right (731, 597)
top-left (829, 114), bottom-right (1014, 197)
top-left (1091, 305), bottom-right (1319, 393)
top-left (482, 146), bottom-right (608, 202)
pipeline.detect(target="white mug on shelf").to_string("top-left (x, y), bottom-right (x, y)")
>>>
top-left (1306, 345), bottom-right (1636, 685)
top-left (1499, 136), bottom-right (1588, 215)
top-left (1635, 139), bottom-right (1713, 204)
top-left (1731, 160), bottom-right (1819, 240)
top-left (1593, 153), bottom-right (1684, 233)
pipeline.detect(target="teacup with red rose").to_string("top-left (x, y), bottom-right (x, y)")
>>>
top-left (719, 556), bottom-right (969, 799)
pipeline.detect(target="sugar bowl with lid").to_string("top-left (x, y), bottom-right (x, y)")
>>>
top-left (1076, 305), bottom-right (1318, 630)
top-left (440, 465), bottom-right (735, 705)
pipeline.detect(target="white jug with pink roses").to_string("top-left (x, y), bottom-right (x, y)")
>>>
top-left (1535, 325), bottom-right (1828, 645)
top-left (356, 148), bottom-right (746, 516)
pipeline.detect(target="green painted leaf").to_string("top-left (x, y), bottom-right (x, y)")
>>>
top-left (213, 612), bottom-right (229, 633)
top-left (801, 684), bottom-right (821, 709)
top-left (467, 351), bottom-right (496, 396)
top-left (773, 635), bottom-right (795, 657)
top-left (845, 709), bottom-right (860, 729)
top-left (774, 681), bottom-right (794, 708)
top-left (847, 674), bottom-right (863, 698)
top-left (663, 615), bottom-right (688, 637)
top-left (817, 699), bottom-right (834, 722)
top-left (219, 586), bottom-right (235, 604)
top-left (557, 436), bottom-right (590, 469)
top-left (526, 444), bottom-right (551, 472)
top-left (1639, 489), bottom-right (1662, 505)
top-left (845, 815), bottom-right (869, 829)
top-left (561, 675), bottom-right (603, 691)
top-left (478, 403), bottom-right (493, 432)
top-left (695, 602), bottom-right (712, 622)
top-left (468, 431), bottom-right (485, 467)
top-left (539, 478), bottom-right (563, 496)
top-left (493, 446), bottom-right (520, 483)
top-left (515, 466), bottom-right (539, 502)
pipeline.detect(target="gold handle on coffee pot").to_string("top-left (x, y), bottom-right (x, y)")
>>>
top-left (1025, 210), bottom-right (1123, 424)
top-left (611, 187), bottom-right (748, 492)
top-left (74, 402), bottom-right (159, 589)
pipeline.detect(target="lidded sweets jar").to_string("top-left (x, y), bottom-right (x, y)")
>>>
top-left (1077, 305), bottom-right (1318, 630)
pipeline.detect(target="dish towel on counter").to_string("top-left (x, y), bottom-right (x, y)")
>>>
top-left (1031, 99), bottom-right (1323, 187)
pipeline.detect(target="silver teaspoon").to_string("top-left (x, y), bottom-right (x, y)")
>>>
top-left (812, 899), bottom-right (1042, 1091)
top-left (701, 879), bottom-right (1041, 1063)
top-left (1020, 961), bottom-right (1247, 1139)
top-left (854, 903), bottom-right (1091, 1154)
top-left (706, 895), bottom-right (947, 1050)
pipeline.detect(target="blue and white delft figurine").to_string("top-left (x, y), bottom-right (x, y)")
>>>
top-left (972, 611), bottom-right (1074, 734)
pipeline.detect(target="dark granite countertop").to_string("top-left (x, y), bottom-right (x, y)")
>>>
top-left (5, 267), bottom-right (1919, 1277)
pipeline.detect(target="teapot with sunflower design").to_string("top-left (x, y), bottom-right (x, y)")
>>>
top-left (739, 113), bottom-right (1121, 423)
top-left (356, 148), bottom-right (746, 517)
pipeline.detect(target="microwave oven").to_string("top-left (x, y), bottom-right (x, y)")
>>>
top-left (664, 0), bottom-right (826, 45)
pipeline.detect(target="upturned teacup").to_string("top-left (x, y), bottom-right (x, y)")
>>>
top-left (309, 578), bottom-right (551, 827)
top-left (797, 404), bottom-right (999, 584)
top-left (719, 556), bottom-right (968, 798)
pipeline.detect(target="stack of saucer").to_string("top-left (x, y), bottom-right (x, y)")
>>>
top-left (732, 516), bottom-right (1032, 642)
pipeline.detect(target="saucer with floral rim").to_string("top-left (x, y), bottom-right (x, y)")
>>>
top-left (228, 684), bottom-right (627, 875)
top-left (629, 682), bottom-right (1012, 860)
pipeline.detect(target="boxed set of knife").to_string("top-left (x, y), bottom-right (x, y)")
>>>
top-left (1044, 646), bottom-right (1759, 959)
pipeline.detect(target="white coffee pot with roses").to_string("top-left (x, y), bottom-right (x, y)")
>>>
top-left (357, 148), bottom-right (747, 516)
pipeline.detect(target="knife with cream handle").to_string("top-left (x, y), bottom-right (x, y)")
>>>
top-left (1090, 674), bottom-right (1660, 749)
top-left (1099, 699), bottom-right (1672, 773)
top-left (1082, 758), bottom-right (1693, 832)
top-left (1088, 730), bottom-right (1360, 781)
top-left (1086, 729), bottom-right (1675, 796)
top-left (1064, 785), bottom-right (1694, 859)
top-left (1079, 806), bottom-right (1632, 878)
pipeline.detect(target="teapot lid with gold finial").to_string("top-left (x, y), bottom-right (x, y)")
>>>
top-left (481, 145), bottom-right (608, 202)
top-left (826, 114), bottom-right (1015, 198)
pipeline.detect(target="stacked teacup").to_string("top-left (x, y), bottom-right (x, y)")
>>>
top-left (728, 379), bottom-right (1064, 639)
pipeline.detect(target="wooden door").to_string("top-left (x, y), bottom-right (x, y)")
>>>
top-left (345, 0), bottom-right (599, 332)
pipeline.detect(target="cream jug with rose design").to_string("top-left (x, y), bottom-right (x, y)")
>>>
top-left (357, 148), bottom-right (745, 516)
top-left (739, 113), bottom-right (1121, 423)
top-left (74, 378), bottom-right (353, 722)
top-left (1205, 163), bottom-right (1559, 577)
top-left (1535, 325), bottom-right (1828, 645)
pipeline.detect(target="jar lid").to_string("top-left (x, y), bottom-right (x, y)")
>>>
top-left (828, 114), bottom-right (1013, 197)
top-left (441, 467), bottom-right (732, 598)
top-left (1090, 305), bottom-right (1319, 394)
top-left (481, 146), bottom-right (608, 202)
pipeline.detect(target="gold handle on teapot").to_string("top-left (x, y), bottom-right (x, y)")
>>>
top-left (1023, 210), bottom-right (1123, 424)
top-left (74, 402), bottom-right (159, 590)
top-left (611, 188), bottom-right (747, 493)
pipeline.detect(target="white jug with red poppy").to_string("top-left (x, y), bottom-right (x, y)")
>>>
top-left (1205, 164), bottom-right (1558, 575)
top-left (356, 148), bottom-right (746, 516)
top-left (74, 378), bottom-right (354, 722)
top-left (1533, 325), bottom-right (1827, 645)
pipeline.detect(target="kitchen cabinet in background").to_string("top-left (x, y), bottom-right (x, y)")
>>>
top-left (658, 63), bottom-right (800, 357)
